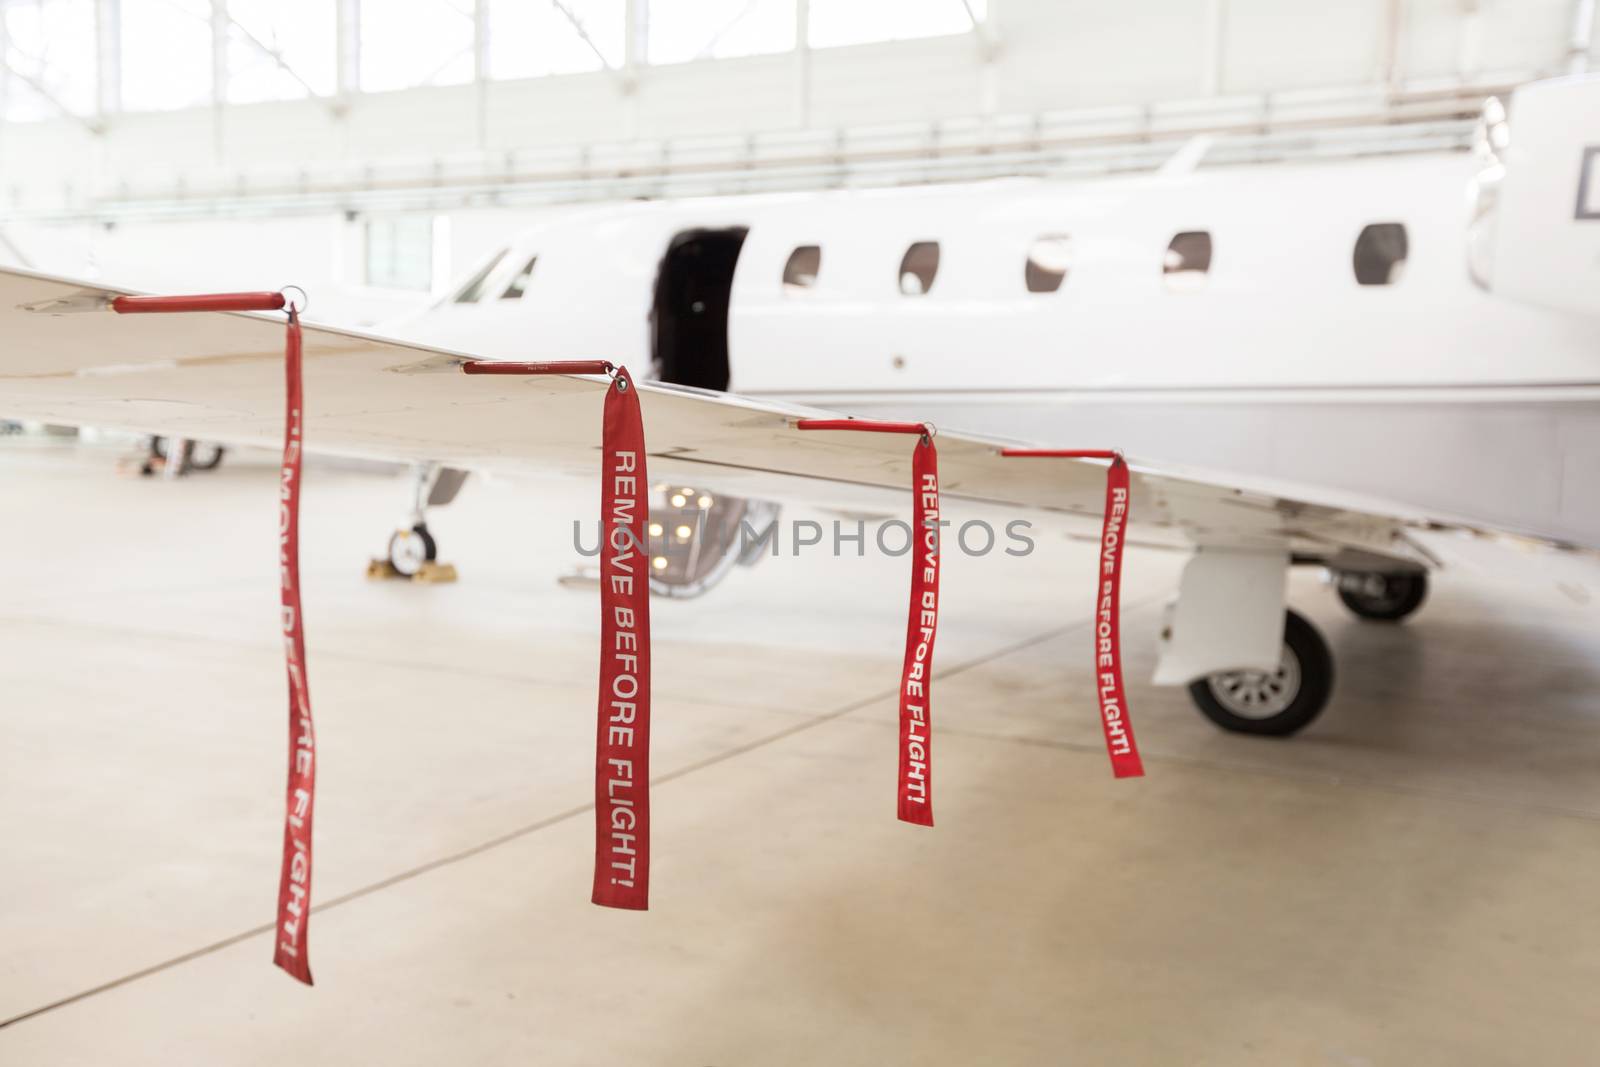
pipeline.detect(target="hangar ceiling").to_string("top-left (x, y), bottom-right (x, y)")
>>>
top-left (0, 0), bottom-right (1593, 221)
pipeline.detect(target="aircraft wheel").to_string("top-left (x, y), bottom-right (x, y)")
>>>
top-left (187, 442), bottom-right (226, 471)
top-left (1188, 609), bottom-right (1334, 737)
top-left (1336, 570), bottom-right (1427, 622)
top-left (387, 523), bottom-right (438, 578)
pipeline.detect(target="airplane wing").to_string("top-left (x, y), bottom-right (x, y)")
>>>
top-left (0, 263), bottom-right (1499, 570)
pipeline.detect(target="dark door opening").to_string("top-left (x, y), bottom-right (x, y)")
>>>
top-left (651, 227), bottom-right (747, 392)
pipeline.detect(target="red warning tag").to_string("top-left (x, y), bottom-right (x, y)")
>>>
top-left (795, 418), bottom-right (944, 824)
top-left (593, 367), bottom-right (652, 909)
top-left (999, 448), bottom-right (1145, 779)
top-left (898, 435), bottom-right (940, 825)
top-left (1093, 457), bottom-right (1143, 778)
top-left (273, 310), bottom-right (318, 983)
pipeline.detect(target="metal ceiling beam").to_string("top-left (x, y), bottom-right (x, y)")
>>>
top-left (960, 0), bottom-right (999, 58)
top-left (552, 0), bottom-right (618, 72)
top-left (1570, 0), bottom-right (1596, 73)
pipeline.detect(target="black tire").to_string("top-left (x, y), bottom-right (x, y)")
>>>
top-left (1187, 609), bottom-right (1334, 737)
top-left (387, 522), bottom-right (438, 578)
top-left (1336, 571), bottom-right (1427, 622)
top-left (188, 443), bottom-right (225, 471)
top-left (152, 438), bottom-right (224, 474)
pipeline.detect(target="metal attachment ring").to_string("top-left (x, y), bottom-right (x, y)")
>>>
top-left (279, 285), bottom-right (309, 314)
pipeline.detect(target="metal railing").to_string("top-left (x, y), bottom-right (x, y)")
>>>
top-left (1, 74), bottom-right (1516, 222)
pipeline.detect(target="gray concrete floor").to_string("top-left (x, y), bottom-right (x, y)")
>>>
top-left (2, 436), bottom-right (1599, 1065)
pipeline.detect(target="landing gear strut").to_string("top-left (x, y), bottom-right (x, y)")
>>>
top-left (1188, 609), bottom-right (1334, 737)
top-left (1336, 570), bottom-right (1428, 622)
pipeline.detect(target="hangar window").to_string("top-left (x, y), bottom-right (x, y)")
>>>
top-left (811, 0), bottom-right (987, 48)
top-left (1353, 223), bottom-right (1408, 286)
top-left (782, 245), bottom-right (821, 290)
top-left (648, 0), bottom-right (798, 64)
top-left (365, 216), bottom-right (434, 291)
top-left (225, 0), bottom-right (336, 103)
top-left (500, 256), bottom-right (539, 299)
top-left (1162, 231), bottom-right (1212, 289)
top-left (1, 0), bottom-right (97, 120)
top-left (121, 0), bottom-right (213, 111)
top-left (453, 249), bottom-right (509, 303)
top-left (899, 241), bottom-right (940, 296)
top-left (1025, 235), bottom-right (1072, 293)
top-left (491, 0), bottom-right (624, 78)
top-left (361, 0), bottom-right (475, 91)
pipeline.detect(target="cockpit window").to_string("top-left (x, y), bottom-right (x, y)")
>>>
top-left (783, 245), bottom-right (821, 290)
top-left (500, 255), bottom-right (538, 299)
top-left (453, 249), bottom-right (509, 303)
top-left (899, 241), bottom-right (940, 295)
top-left (1353, 223), bottom-right (1408, 285)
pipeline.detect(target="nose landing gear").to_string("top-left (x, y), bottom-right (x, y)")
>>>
top-left (368, 463), bottom-right (467, 583)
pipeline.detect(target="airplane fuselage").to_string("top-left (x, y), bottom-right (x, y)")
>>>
top-left (403, 152), bottom-right (1600, 548)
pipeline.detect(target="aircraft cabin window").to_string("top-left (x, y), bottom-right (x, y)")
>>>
top-left (1025, 235), bottom-right (1072, 293)
top-left (453, 249), bottom-right (509, 303)
top-left (899, 241), bottom-right (940, 295)
top-left (500, 255), bottom-right (538, 299)
top-left (1162, 231), bottom-right (1212, 290)
top-left (782, 245), bottom-right (821, 290)
top-left (1353, 223), bottom-right (1408, 285)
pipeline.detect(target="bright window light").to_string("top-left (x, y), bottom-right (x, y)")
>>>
top-left (121, 0), bottom-right (213, 111)
top-left (366, 216), bottom-right (435, 291)
top-left (225, 0), bottom-right (336, 103)
top-left (489, 0), bottom-right (622, 79)
top-left (360, 0), bottom-right (475, 93)
top-left (1, 0), bottom-right (97, 121)
top-left (808, 0), bottom-right (983, 49)
top-left (647, 0), bottom-right (796, 65)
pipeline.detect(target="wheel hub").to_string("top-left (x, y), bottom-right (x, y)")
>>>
top-left (1206, 645), bottom-right (1301, 719)
top-left (388, 529), bottom-right (429, 577)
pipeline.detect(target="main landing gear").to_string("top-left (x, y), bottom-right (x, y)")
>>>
top-left (1174, 554), bottom-right (1430, 738)
top-left (1188, 609), bottom-right (1335, 737)
top-left (1335, 570), bottom-right (1428, 622)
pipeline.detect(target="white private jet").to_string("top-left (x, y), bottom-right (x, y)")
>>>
top-left (4, 75), bottom-right (1597, 740)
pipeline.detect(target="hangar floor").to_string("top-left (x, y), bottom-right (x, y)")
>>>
top-left (3, 436), bottom-right (1599, 1064)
